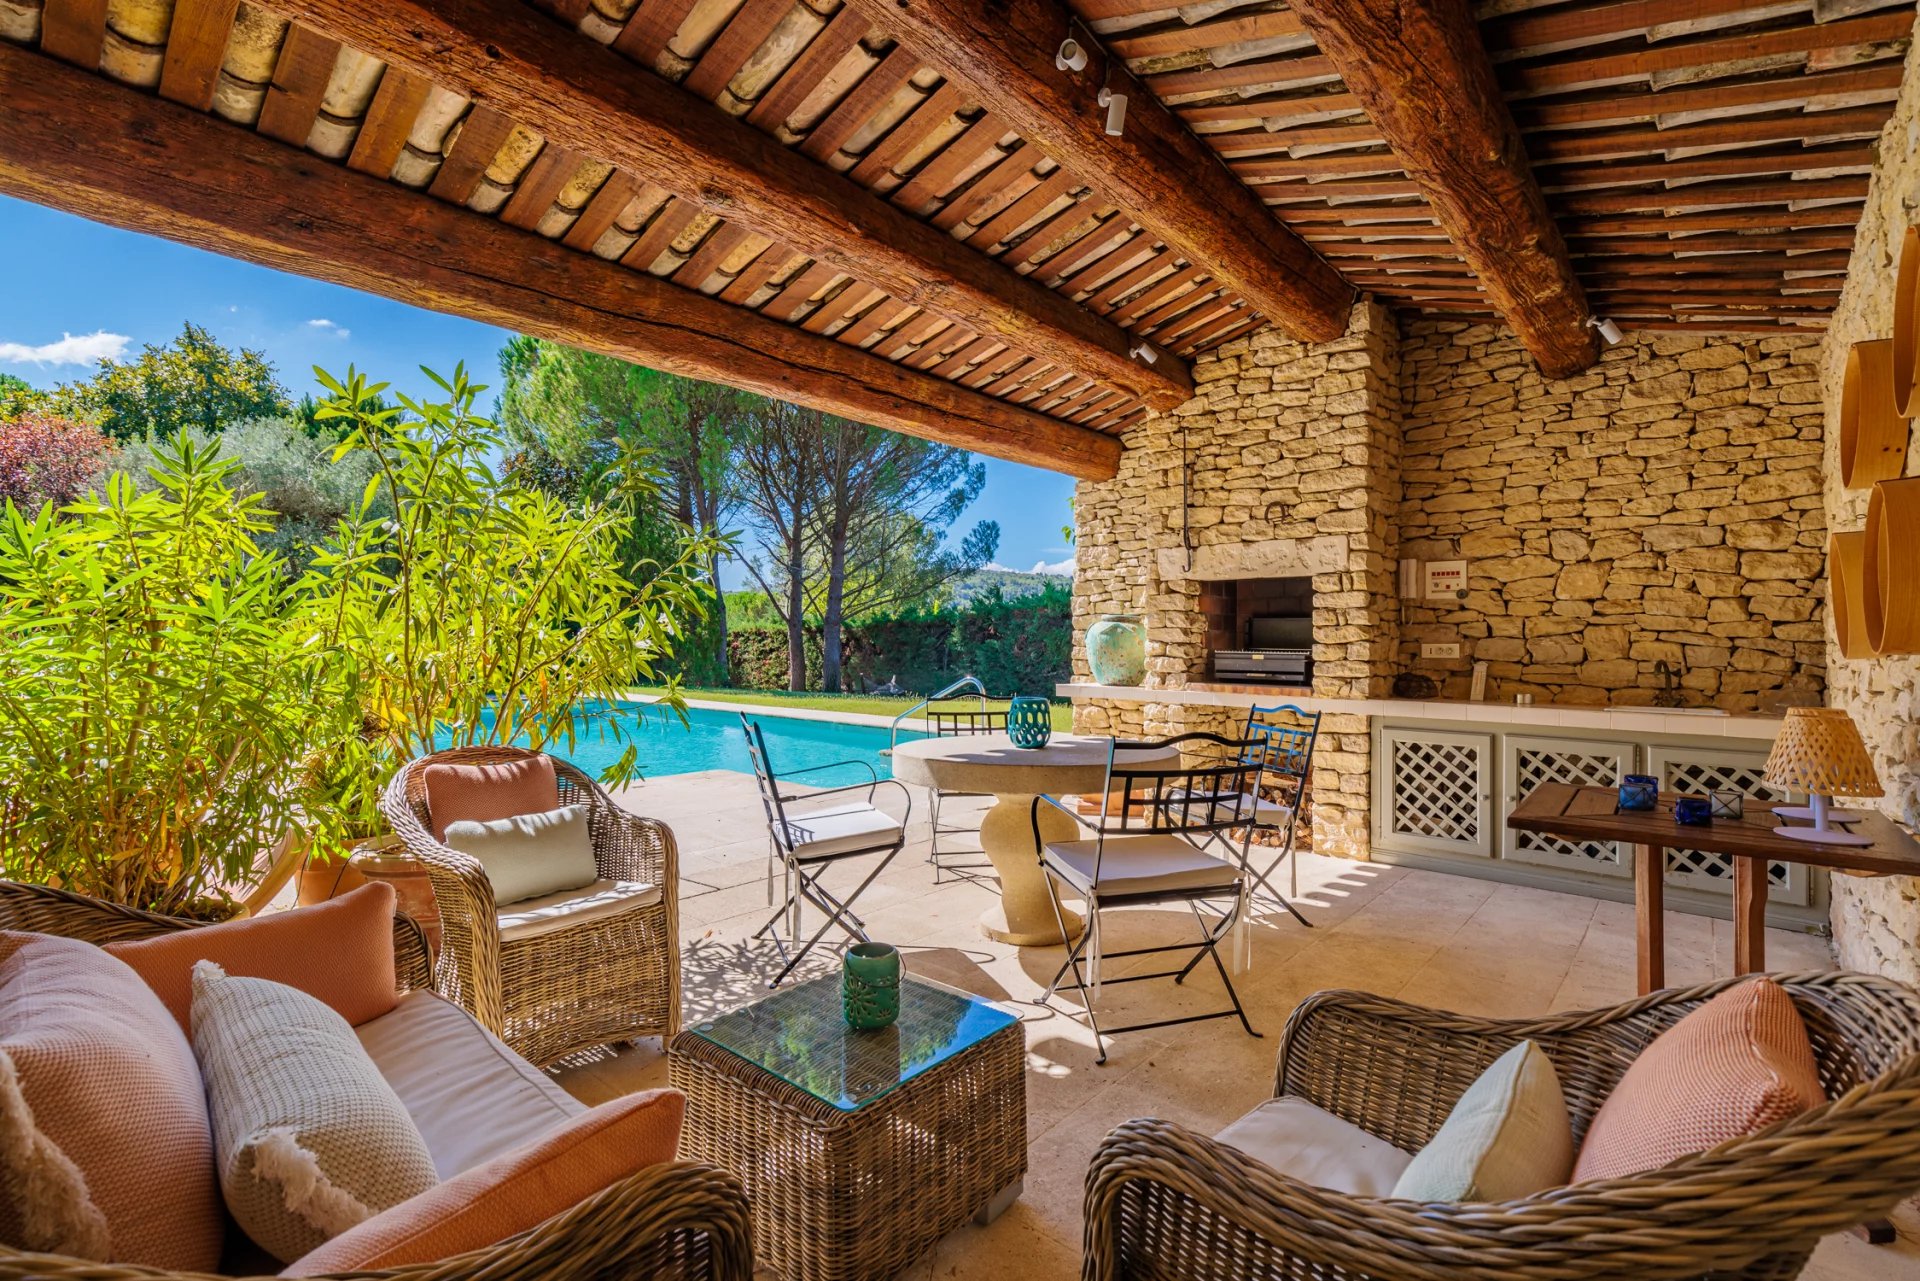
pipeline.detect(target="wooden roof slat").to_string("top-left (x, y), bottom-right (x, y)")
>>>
top-left (427, 104), bottom-right (514, 203)
top-left (158, 0), bottom-right (240, 109)
top-left (682, 0), bottom-right (788, 101)
top-left (907, 327), bottom-right (976, 369)
top-left (1209, 124), bottom-right (1387, 153)
top-left (612, 0), bottom-right (698, 66)
top-left (966, 170), bottom-right (1079, 249)
top-left (1482, 0), bottom-right (1809, 54)
top-left (1568, 231), bottom-right (1859, 252)
top-left (499, 143), bottom-right (579, 230)
top-left (1538, 144), bottom-right (1877, 188)
top-left (1086, 247), bottom-right (1180, 312)
top-left (1146, 53), bottom-right (1340, 98)
top-left (1179, 89), bottom-right (1362, 125)
top-left (619, 196), bottom-right (702, 270)
top-left (930, 335), bottom-right (1004, 378)
top-left (1036, 216), bottom-right (1135, 286)
top-left (877, 311), bottom-right (954, 358)
top-left (835, 297), bottom-right (914, 346)
top-left (719, 244), bottom-right (801, 304)
top-left (561, 169), bottom-right (643, 252)
top-left (1570, 208), bottom-right (1863, 233)
top-left (1555, 174), bottom-right (1870, 213)
top-left (800, 43), bottom-right (919, 162)
top-left (891, 113), bottom-right (1006, 213)
top-left (0, 41), bottom-right (1123, 477)
top-left (255, 25), bottom-right (341, 147)
top-left (847, 82), bottom-right (969, 186)
top-left (1514, 64), bottom-right (1907, 130)
top-left (1529, 108), bottom-right (1893, 161)
top-left (1107, 10), bottom-right (1305, 60)
top-left (674, 222), bottom-right (756, 288)
top-left (1059, 230), bottom-right (1156, 296)
top-left (1134, 284), bottom-right (1225, 334)
top-left (346, 67), bottom-right (432, 178)
top-left (760, 261), bottom-right (845, 322)
top-left (1002, 202), bottom-right (1104, 268)
top-left (37, 0), bottom-right (106, 68)
top-left (1503, 12), bottom-right (1916, 96)
top-left (746, 7), bottom-right (872, 130)
top-left (801, 281), bottom-right (884, 334)
top-left (931, 141), bottom-right (1041, 232)
top-left (1111, 263), bottom-right (1209, 325)
top-left (1258, 178), bottom-right (1425, 200)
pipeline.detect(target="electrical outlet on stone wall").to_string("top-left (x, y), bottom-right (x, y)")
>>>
top-left (1422, 642), bottom-right (1462, 660)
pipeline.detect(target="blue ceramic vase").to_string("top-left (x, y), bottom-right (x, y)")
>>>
top-left (1007, 697), bottom-right (1053, 749)
top-left (1085, 614), bottom-right (1146, 687)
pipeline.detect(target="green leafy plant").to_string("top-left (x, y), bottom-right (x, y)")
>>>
top-left (0, 436), bottom-right (335, 917)
top-left (297, 365), bottom-right (723, 839)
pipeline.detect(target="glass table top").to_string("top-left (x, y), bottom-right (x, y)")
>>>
top-left (685, 975), bottom-right (1020, 1112)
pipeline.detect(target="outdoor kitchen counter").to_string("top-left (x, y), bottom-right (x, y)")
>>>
top-left (1056, 683), bottom-right (1784, 741)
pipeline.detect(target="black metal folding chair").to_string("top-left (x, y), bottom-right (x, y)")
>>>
top-left (1168, 706), bottom-right (1319, 925)
top-left (741, 714), bottom-right (912, 988)
top-left (1031, 732), bottom-right (1267, 1064)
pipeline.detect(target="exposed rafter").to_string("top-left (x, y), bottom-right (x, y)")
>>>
top-left (1285, 0), bottom-right (1599, 379)
top-left (0, 42), bottom-right (1123, 479)
top-left (261, 0), bottom-right (1192, 411)
top-left (842, 0), bottom-right (1356, 345)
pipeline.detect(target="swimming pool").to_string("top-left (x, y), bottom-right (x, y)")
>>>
top-left (560, 703), bottom-right (913, 782)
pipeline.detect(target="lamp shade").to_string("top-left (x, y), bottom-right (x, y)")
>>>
top-left (1763, 707), bottom-right (1883, 799)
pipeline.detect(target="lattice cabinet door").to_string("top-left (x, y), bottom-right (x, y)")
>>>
top-left (1647, 746), bottom-right (1811, 907)
top-left (1374, 727), bottom-right (1493, 858)
top-left (1501, 736), bottom-right (1634, 878)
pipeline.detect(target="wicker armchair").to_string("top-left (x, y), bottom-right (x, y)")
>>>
top-left (1085, 972), bottom-right (1920, 1281)
top-left (382, 745), bottom-right (682, 1067)
top-left (0, 879), bottom-right (753, 1281)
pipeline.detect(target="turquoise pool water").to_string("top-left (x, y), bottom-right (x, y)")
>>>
top-left (562, 703), bottom-right (912, 781)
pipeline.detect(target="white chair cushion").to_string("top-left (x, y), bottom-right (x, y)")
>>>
top-left (1043, 835), bottom-right (1240, 897)
top-left (442, 803), bottom-right (598, 907)
top-left (1164, 788), bottom-right (1294, 824)
top-left (781, 801), bottom-right (904, 860)
top-left (496, 879), bottom-right (663, 943)
top-left (356, 990), bottom-right (582, 1179)
top-left (1213, 1096), bottom-right (1415, 1197)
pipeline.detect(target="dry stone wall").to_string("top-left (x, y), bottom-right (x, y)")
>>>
top-left (1073, 302), bottom-right (1403, 857)
top-left (1822, 38), bottom-right (1920, 986)
top-left (1396, 321), bottom-right (1827, 711)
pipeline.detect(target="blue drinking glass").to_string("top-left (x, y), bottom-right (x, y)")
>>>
top-left (1674, 796), bottom-right (1713, 826)
top-left (1618, 773), bottom-right (1658, 812)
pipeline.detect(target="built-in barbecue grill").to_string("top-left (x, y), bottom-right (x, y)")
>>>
top-left (1211, 615), bottom-right (1313, 687)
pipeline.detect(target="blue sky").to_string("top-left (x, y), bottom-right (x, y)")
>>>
top-left (0, 195), bottom-right (1077, 577)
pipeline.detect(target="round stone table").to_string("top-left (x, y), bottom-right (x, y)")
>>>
top-left (890, 734), bottom-right (1180, 946)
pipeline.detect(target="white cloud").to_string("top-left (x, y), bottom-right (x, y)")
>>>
top-left (306, 318), bottom-right (351, 339)
top-left (0, 330), bottom-right (131, 367)
top-left (1030, 557), bottom-right (1076, 576)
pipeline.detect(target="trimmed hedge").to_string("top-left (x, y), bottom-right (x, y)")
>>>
top-left (726, 582), bottom-right (1071, 697)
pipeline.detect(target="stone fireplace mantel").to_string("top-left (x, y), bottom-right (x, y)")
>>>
top-left (1154, 534), bottom-right (1349, 582)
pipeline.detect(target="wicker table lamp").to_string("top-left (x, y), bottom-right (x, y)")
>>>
top-left (1763, 707), bottom-right (1883, 846)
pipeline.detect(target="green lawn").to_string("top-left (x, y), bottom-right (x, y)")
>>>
top-left (636, 686), bottom-right (1074, 731)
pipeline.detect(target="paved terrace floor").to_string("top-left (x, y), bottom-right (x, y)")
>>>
top-left (555, 769), bottom-right (1919, 1280)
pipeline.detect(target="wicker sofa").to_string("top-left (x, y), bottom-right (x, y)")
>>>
top-left (1085, 972), bottom-right (1920, 1281)
top-left (0, 880), bottom-right (751, 1281)
top-left (382, 745), bottom-right (682, 1066)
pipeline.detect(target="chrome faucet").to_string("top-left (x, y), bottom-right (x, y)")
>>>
top-left (1653, 660), bottom-right (1684, 708)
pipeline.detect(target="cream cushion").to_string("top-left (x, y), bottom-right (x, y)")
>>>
top-left (496, 880), bottom-right (663, 943)
top-left (0, 932), bottom-right (221, 1270)
top-left (357, 990), bottom-right (583, 1179)
top-left (781, 802), bottom-right (903, 860)
top-left (1165, 788), bottom-right (1294, 824)
top-left (193, 963), bottom-right (437, 1262)
top-left (1044, 835), bottom-right (1240, 897)
top-left (1392, 1041), bottom-right (1574, 1202)
top-left (1213, 1097), bottom-right (1414, 1197)
top-left (443, 803), bottom-right (599, 907)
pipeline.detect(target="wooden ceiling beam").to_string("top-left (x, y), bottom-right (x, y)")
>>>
top-left (842, 0), bottom-right (1357, 344)
top-left (1288, 0), bottom-right (1599, 377)
top-left (0, 42), bottom-right (1123, 479)
top-left (261, 0), bottom-right (1191, 411)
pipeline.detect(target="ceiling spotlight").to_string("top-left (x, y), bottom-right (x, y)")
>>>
top-left (1588, 316), bottom-right (1624, 346)
top-left (1055, 38), bottom-right (1088, 72)
top-left (1129, 342), bottom-right (1158, 364)
top-left (1098, 87), bottom-right (1128, 136)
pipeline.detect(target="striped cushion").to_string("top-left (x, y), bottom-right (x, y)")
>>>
top-left (193, 964), bottom-right (437, 1262)
top-left (1573, 978), bottom-right (1824, 1183)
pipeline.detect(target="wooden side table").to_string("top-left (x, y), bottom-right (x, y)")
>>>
top-left (669, 976), bottom-right (1026, 1281)
top-left (1509, 783), bottom-right (1920, 993)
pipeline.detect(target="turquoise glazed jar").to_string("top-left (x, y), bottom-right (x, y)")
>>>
top-left (1085, 613), bottom-right (1146, 687)
top-left (842, 942), bottom-right (902, 1029)
top-left (1007, 696), bottom-right (1053, 749)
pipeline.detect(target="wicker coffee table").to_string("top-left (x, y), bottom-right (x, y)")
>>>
top-left (669, 975), bottom-right (1026, 1281)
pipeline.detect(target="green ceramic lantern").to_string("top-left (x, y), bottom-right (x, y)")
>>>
top-left (1007, 696), bottom-right (1053, 749)
top-left (1085, 613), bottom-right (1146, 686)
top-left (842, 942), bottom-right (902, 1029)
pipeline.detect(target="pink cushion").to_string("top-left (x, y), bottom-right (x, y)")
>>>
top-left (281, 1089), bottom-right (685, 1275)
top-left (106, 883), bottom-right (398, 1032)
top-left (422, 756), bottom-right (559, 843)
top-left (0, 932), bottom-right (222, 1270)
top-left (1574, 977), bottom-right (1825, 1183)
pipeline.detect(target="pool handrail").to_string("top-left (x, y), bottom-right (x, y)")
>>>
top-left (888, 675), bottom-right (990, 753)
